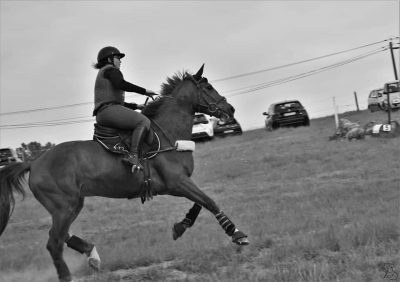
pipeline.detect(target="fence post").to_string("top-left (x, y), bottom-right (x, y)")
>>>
top-left (353, 91), bottom-right (360, 111)
top-left (333, 97), bottom-right (339, 129)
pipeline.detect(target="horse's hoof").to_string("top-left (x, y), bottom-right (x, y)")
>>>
top-left (87, 246), bottom-right (101, 271)
top-left (232, 230), bottom-right (249, 246)
top-left (234, 237), bottom-right (250, 246)
top-left (172, 222), bottom-right (186, 240)
top-left (88, 257), bottom-right (101, 271)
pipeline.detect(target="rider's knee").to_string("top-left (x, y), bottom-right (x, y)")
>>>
top-left (138, 117), bottom-right (151, 131)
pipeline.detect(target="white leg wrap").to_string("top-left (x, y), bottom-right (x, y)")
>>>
top-left (87, 246), bottom-right (101, 271)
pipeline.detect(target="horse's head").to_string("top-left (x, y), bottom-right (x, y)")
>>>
top-left (189, 64), bottom-right (235, 122)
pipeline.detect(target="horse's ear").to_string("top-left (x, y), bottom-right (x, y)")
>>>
top-left (193, 64), bottom-right (204, 81)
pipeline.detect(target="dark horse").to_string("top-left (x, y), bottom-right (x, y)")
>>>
top-left (0, 65), bottom-right (249, 282)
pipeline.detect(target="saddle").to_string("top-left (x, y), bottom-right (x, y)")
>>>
top-left (93, 123), bottom-right (160, 159)
top-left (93, 123), bottom-right (161, 203)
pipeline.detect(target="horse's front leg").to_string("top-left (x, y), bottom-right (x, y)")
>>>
top-left (172, 203), bottom-right (202, 240)
top-left (171, 176), bottom-right (249, 245)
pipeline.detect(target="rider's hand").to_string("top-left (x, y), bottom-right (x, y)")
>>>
top-left (137, 104), bottom-right (145, 110)
top-left (145, 89), bottom-right (158, 97)
top-left (124, 102), bottom-right (138, 110)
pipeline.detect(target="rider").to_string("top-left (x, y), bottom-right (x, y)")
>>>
top-left (93, 46), bottom-right (157, 172)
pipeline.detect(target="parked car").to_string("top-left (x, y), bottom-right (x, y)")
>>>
top-left (192, 113), bottom-right (214, 141)
top-left (262, 100), bottom-right (310, 131)
top-left (0, 148), bottom-right (22, 168)
top-left (381, 80), bottom-right (400, 111)
top-left (213, 118), bottom-right (243, 136)
top-left (367, 88), bottom-right (384, 112)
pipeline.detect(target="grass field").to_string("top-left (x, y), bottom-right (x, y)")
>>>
top-left (0, 109), bottom-right (399, 282)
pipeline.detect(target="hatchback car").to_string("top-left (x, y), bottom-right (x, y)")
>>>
top-left (213, 118), bottom-right (243, 136)
top-left (192, 113), bottom-right (214, 141)
top-left (262, 100), bottom-right (310, 131)
top-left (367, 88), bottom-right (384, 112)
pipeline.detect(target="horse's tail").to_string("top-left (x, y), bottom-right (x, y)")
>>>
top-left (0, 162), bottom-right (30, 236)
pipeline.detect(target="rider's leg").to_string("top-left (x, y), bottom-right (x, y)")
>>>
top-left (96, 104), bottom-right (151, 172)
top-left (122, 125), bottom-right (148, 171)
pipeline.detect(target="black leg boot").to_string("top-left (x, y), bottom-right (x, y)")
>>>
top-left (122, 126), bottom-right (148, 173)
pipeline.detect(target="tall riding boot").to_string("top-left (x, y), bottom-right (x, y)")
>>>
top-left (122, 126), bottom-right (148, 172)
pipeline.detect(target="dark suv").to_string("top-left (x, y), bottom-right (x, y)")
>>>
top-left (262, 100), bottom-right (310, 131)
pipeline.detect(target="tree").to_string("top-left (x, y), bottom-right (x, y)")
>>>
top-left (18, 141), bottom-right (56, 161)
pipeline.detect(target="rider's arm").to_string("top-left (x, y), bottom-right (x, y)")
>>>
top-left (123, 102), bottom-right (138, 110)
top-left (104, 68), bottom-right (147, 95)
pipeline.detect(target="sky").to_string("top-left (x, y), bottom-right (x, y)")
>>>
top-left (0, 0), bottom-right (399, 148)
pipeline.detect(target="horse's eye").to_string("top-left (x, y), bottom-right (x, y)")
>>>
top-left (206, 85), bottom-right (213, 90)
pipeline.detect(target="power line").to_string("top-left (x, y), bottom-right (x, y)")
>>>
top-left (1, 38), bottom-right (396, 117)
top-left (224, 46), bottom-right (388, 97)
top-left (0, 115), bottom-right (93, 128)
top-left (0, 40), bottom-right (397, 129)
top-left (0, 102), bottom-right (92, 116)
top-left (0, 118), bottom-right (94, 129)
top-left (0, 46), bottom-right (389, 129)
top-left (211, 38), bottom-right (397, 83)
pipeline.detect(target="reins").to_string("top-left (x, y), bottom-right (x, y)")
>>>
top-left (141, 75), bottom-right (230, 158)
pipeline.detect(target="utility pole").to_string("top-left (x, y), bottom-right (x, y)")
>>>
top-left (386, 41), bottom-right (399, 124)
top-left (389, 41), bottom-right (399, 80)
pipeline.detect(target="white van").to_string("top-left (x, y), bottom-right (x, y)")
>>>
top-left (381, 80), bottom-right (400, 111)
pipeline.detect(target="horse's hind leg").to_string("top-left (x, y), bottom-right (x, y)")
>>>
top-left (63, 198), bottom-right (101, 271)
top-left (46, 209), bottom-right (77, 281)
top-left (172, 177), bottom-right (249, 245)
top-left (65, 233), bottom-right (101, 271)
top-left (35, 192), bottom-right (82, 282)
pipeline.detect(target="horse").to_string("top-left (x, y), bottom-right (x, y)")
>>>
top-left (0, 65), bottom-right (249, 282)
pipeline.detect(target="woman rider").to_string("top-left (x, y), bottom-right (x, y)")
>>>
top-left (93, 46), bottom-right (157, 172)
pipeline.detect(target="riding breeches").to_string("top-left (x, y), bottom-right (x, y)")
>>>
top-left (96, 104), bottom-right (150, 130)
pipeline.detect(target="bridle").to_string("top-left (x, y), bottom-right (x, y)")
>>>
top-left (188, 76), bottom-right (230, 119)
top-left (141, 75), bottom-right (231, 148)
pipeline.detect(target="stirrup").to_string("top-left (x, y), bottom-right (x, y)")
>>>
top-left (122, 154), bottom-right (143, 173)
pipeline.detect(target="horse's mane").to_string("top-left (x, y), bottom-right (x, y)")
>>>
top-left (142, 70), bottom-right (191, 118)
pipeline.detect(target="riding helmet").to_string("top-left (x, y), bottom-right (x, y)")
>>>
top-left (97, 46), bottom-right (125, 62)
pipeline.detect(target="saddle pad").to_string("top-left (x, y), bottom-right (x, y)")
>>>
top-left (93, 135), bottom-right (129, 154)
top-left (93, 123), bottom-right (130, 154)
top-left (93, 123), bottom-right (160, 156)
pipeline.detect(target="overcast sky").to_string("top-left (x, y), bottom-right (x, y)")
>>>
top-left (0, 0), bottom-right (399, 148)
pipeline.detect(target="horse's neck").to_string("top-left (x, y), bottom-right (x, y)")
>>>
top-left (153, 105), bottom-right (193, 141)
top-left (152, 95), bottom-right (195, 142)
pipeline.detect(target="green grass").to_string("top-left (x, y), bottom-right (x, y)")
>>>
top-left (0, 109), bottom-right (399, 281)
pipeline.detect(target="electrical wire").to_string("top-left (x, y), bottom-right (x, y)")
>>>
top-left (1, 38), bottom-right (396, 117)
top-left (0, 39), bottom-right (397, 129)
top-left (0, 102), bottom-right (93, 116)
top-left (211, 38), bottom-right (397, 83)
top-left (224, 46), bottom-right (388, 97)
